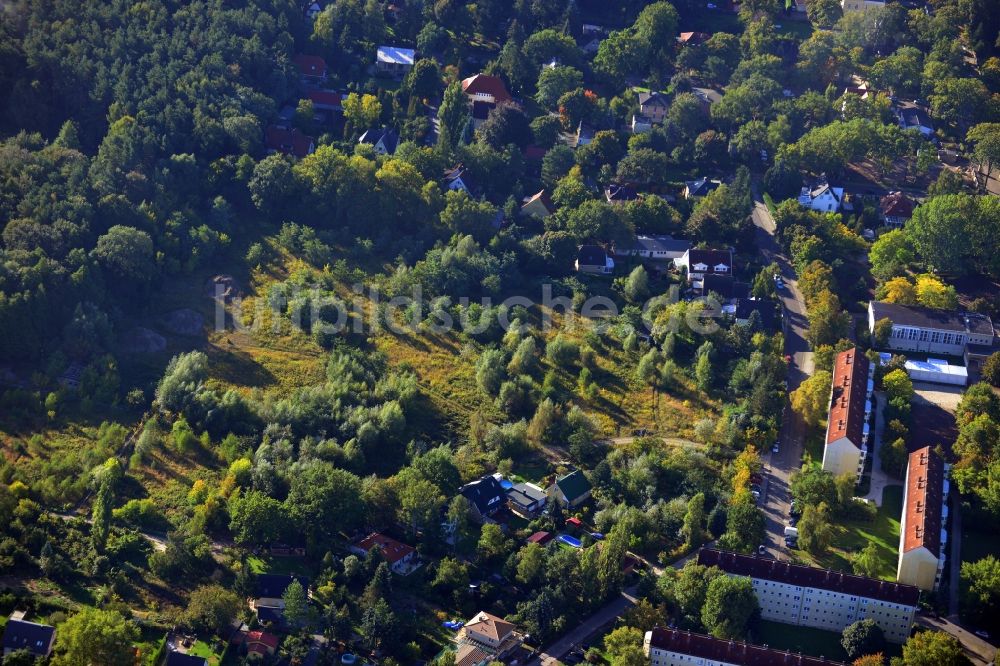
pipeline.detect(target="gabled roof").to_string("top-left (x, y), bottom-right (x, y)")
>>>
top-left (826, 348), bottom-right (869, 449)
top-left (896, 103), bottom-right (933, 130)
top-left (2, 619), bottom-right (55, 656)
top-left (903, 446), bottom-right (944, 555)
top-left (879, 191), bottom-right (914, 218)
top-left (358, 127), bottom-right (399, 154)
top-left (460, 475), bottom-right (506, 515)
top-left (646, 627), bottom-right (845, 665)
top-left (245, 630), bottom-right (280, 654)
top-left (307, 90), bottom-right (342, 109)
top-left (685, 248), bottom-right (732, 269)
top-left (254, 573), bottom-right (309, 599)
top-left (265, 126), bottom-right (314, 158)
top-left (507, 482), bottom-right (547, 507)
top-left (676, 31), bottom-right (711, 45)
top-left (554, 470), bottom-right (591, 501)
top-left (684, 177), bottom-right (721, 196)
top-left (527, 531), bottom-right (552, 544)
top-left (461, 74), bottom-right (512, 104)
top-left (521, 190), bottom-right (555, 215)
top-left (624, 235), bottom-right (691, 255)
top-left (703, 275), bottom-right (748, 299)
top-left (637, 91), bottom-right (670, 108)
top-left (605, 183), bottom-right (639, 203)
top-left (463, 611), bottom-right (515, 643)
top-left (444, 164), bottom-right (477, 192)
top-left (455, 643), bottom-right (491, 666)
top-left (292, 54), bottom-right (327, 78)
top-left (734, 298), bottom-right (778, 329)
top-left (576, 245), bottom-right (609, 267)
top-left (377, 45), bottom-right (415, 66)
top-left (698, 548), bottom-right (920, 606)
top-left (356, 532), bottom-right (416, 565)
top-left (167, 652), bottom-right (209, 666)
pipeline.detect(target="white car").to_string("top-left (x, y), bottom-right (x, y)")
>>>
top-left (772, 442), bottom-right (780, 454)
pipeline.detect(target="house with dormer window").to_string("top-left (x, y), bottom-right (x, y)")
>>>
top-left (675, 248), bottom-right (733, 282)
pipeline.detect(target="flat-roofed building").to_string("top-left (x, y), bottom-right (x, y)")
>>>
top-left (898, 446), bottom-right (949, 591)
top-left (821, 348), bottom-right (873, 481)
top-left (698, 548), bottom-right (919, 643)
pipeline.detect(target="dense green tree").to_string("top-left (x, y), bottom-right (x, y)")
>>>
top-left (701, 575), bottom-right (759, 640)
top-left (54, 608), bottom-right (138, 666)
top-left (841, 619), bottom-right (886, 660)
top-left (901, 630), bottom-right (965, 666)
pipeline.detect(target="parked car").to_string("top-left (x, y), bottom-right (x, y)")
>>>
top-left (975, 630), bottom-right (990, 639)
top-left (757, 544), bottom-right (767, 555)
top-left (772, 441), bottom-right (780, 454)
top-left (785, 537), bottom-right (798, 549)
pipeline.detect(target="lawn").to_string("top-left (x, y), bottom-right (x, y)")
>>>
top-left (188, 639), bottom-right (225, 665)
top-left (752, 619), bottom-right (903, 661)
top-left (793, 485), bottom-right (903, 580)
top-left (246, 554), bottom-right (315, 578)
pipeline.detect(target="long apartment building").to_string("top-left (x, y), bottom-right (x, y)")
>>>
top-left (897, 446), bottom-right (950, 591)
top-left (821, 348), bottom-right (873, 481)
top-left (644, 627), bottom-right (845, 666)
top-left (698, 549), bottom-right (919, 643)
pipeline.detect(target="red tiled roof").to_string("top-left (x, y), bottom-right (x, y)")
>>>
top-left (461, 74), bottom-right (512, 104)
top-left (880, 191), bottom-right (914, 219)
top-left (677, 31), bottom-right (710, 45)
top-left (698, 548), bottom-right (920, 606)
top-left (566, 517), bottom-right (583, 527)
top-left (245, 630), bottom-right (279, 654)
top-left (356, 532), bottom-right (415, 565)
top-left (826, 348), bottom-right (869, 449)
top-left (647, 627), bottom-right (845, 665)
top-left (264, 126), bottom-right (314, 158)
top-left (903, 446), bottom-right (944, 554)
top-left (293, 54), bottom-right (327, 78)
top-left (308, 90), bottom-right (342, 109)
top-left (522, 190), bottom-right (555, 214)
top-left (527, 531), bottom-right (552, 544)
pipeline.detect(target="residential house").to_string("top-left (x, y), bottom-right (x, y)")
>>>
top-left (358, 127), bottom-right (399, 155)
top-left (631, 115), bottom-right (653, 134)
top-left (798, 178), bottom-right (844, 212)
top-left (867, 302), bottom-right (996, 368)
top-left (250, 574), bottom-right (310, 623)
top-left (292, 54), bottom-right (328, 85)
top-left (683, 177), bottom-right (721, 199)
top-left (605, 184), bottom-right (639, 204)
top-left (526, 531), bottom-right (553, 545)
top-left (617, 235), bottom-right (691, 261)
top-left (702, 274), bottom-right (749, 302)
top-left (353, 533), bottom-right (420, 575)
top-left (455, 612), bottom-right (524, 666)
top-left (575, 245), bottom-right (615, 275)
top-left (675, 248), bottom-right (733, 283)
top-left (879, 191), bottom-right (914, 228)
top-left (691, 87), bottom-right (722, 112)
top-left (897, 447), bottom-right (949, 591)
top-left (699, 548), bottom-right (919, 643)
top-left (307, 90), bottom-right (342, 113)
top-left (821, 348), bottom-right (872, 481)
top-left (575, 122), bottom-right (595, 147)
top-left (581, 37), bottom-right (603, 55)
top-left (460, 475), bottom-right (507, 523)
top-left (461, 74), bottom-right (512, 106)
top-left (638, 91), bottom-right (670, 124)
top-left (506, 482), bottom-right (547, 518)
top-left (676, 31), bottom-right (711, 46)
top-left (2, 615), bottom-right (55, 659)
top-left (895, 102), bottom-right (934, 137)
top-left (304, 1), bottom-right (322, 21)
top-left (264, 126), bottom-right (315, 158)
top-left (520, 190), bottom-right (555, 219)
top-left (58, 362), bottom-right (84, 390)
top-left (239, 630), bottom-right (279, 659)
top-left (444, 164), bottom-right (478, 195)
top-left (547, 470), bottom-right (592, 509)
top-left (167, 652), bottom-right (209, 666)
top-left (842, 0), bottom-right (886, 12)
top-left (376, 46), bottom-right (415, 76)
top-left (644, 627), bottom-right (846, 666)
top-left (727, 298), bottom-right (780, 330)
top-left (582, 23), bottom-right (605, 36)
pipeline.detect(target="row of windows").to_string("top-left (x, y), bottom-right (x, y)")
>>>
top-left (890, 327), bottom-right (967, 346)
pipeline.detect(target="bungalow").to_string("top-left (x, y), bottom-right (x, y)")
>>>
top-left (376, 45), bottom-right (415, 77)
top-left (461, 74), bottom-right (512, 106)
top-left (798, 178), bottom-right (844, 212)
top-left (460, 475), bottom-right (507, 523)
top-left (548, 470), bottom-right (592, 509)
top-left (617, 235), bottom-right (691, 261)
top-left (353, 533), bottom-right (420, 575)
top-left (506, 482), bottom-right (548, 518)
top-left (879, 191), bottom-right (914, 228)
top-left (675, 248), bottom-right (733, 282)
top-left (895, 102), bottom-right (934, 137)
top-left (250, 574), bottom-right (310, 623)
top-left (605, 183), bottom-right (639, 204)
top-left (2, 615), bottom-right (55, 659)
top-left (444, 164), bottom-right (478, 195)
top-left (292, 54), bottom-right (328, 85)
top-left (520, 190), bottom-right (555, 219)
top-left (264, 126), bottom-right (315, 158)
top-left (638, 91), bottom-right (670, 124)
top-left (575, 121), bottom-right (595, 147)
top-left (683, 177), bottom-right (721, 199)
top-left (526, 531), bottom-right (553, 545)
top-left (167, 652), bottom-right (209, 666)
top-left (575, 245), bottom-right (615, 275)
top-left (358, 127), bottom-right (399, 155)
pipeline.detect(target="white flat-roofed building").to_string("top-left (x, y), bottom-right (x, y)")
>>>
top-left (699, 549), bottom-right (919, 643)
top-left (868, 301), bottom-right (995, 357)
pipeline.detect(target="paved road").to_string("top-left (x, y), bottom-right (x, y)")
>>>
top-left (532, 590), bottom-right (638, 666)
top-left (863, 392), bottom-right (893, 506)
top-left (917, 614), bottom-right (996, 666)
top-left (751, 191), bottom-right (814, 559)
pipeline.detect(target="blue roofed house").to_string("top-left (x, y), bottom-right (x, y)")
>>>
top-left (460, 474), bottom-right (507, 523)
top-left (2, 613), bottom-right (55, 659)
top-left (376, 45), bottom-right (415, 77)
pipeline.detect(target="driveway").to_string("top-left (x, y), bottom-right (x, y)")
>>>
top-left (863, 392), bottom-right (892, 506)
top-left (752, 189), bottom-right (814, 559)
top-left (530, 590), bottom-right (637, 666)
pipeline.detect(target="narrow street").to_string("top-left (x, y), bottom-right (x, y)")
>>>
top-left (751, 189), bottom-right (815, 559)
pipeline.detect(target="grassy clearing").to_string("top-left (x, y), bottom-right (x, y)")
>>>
top-left (753, 619), bottom-right (848, 661)
top-left (793, 485), bottom-right (903, 580)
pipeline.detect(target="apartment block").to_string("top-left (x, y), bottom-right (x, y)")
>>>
top-left (698, 549), bottom-right (919, 643)
top-left (821, 348), bottom-right (873, 481)
top-left (897, 447), bottom-right (950, 591)
top-left (644, 627), bottom-right (844, 666)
